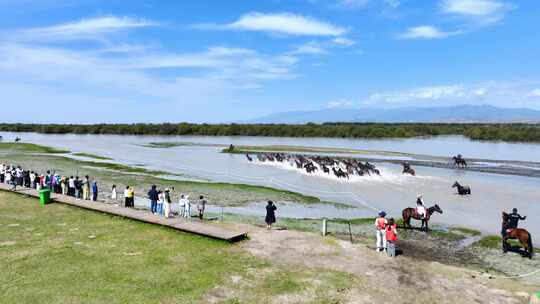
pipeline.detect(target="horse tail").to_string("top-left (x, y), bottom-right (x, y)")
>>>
top-left (527, 232), bottom-right (534, 257)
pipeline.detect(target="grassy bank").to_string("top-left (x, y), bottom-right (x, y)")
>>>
top-left (0, 191), bottom-right (356, 303)
top-left (0, 143), bottom-right (330, 208)
top-left (72, 152), bottom-right (113, 160)
top-left (0, 143), bottom-right (69, 154)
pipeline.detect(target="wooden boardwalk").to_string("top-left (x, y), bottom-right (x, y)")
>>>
top-left (0, 183), bottom-right (248, 242)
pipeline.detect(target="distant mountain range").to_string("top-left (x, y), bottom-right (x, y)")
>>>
top-left (245, 105), bottom-right (540, 124)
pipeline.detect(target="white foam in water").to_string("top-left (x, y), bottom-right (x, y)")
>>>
top-left (250, 159), bottom-right (436, 185)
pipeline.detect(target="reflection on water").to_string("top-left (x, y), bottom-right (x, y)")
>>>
top-left (2, 132), bottom-right (540, 236)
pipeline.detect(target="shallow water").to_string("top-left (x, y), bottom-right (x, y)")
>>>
top-left (1, 132), bottom-right (540, 236)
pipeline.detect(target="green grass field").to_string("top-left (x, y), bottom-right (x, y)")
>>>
top-left (0, 191), bottom-right (355, 304)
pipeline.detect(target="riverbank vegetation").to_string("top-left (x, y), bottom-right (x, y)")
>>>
top-left (2, 123), bottom-right (540, 142)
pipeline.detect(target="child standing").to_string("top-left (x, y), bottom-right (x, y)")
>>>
top-left (385, 218), bottom-right (398, 257)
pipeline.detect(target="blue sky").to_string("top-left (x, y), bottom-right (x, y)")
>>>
top-left (0, 0), bottom-right (539, 123)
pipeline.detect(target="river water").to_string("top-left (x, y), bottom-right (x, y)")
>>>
top-left (1, 132), bottom-right (539, 236)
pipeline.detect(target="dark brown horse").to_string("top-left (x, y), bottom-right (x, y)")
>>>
top-left (502, 212), bottom-right (533, 259)
top-left (402, 204), bottom-right (443, 231)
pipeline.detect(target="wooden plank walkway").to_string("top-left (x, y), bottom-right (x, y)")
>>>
top-left (0, 183), bottom-right (248, 242)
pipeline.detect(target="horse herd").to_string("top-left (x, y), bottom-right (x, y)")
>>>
top-left (246, 153), bottom-right (381, 179)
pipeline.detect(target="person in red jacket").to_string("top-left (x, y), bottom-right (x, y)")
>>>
top-left (385, 218), bottom-right (398, 257)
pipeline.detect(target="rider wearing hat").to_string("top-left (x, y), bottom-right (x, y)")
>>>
top-left (374, 211), bottom-right (388, 252)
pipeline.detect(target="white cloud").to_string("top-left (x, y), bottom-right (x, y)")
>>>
top-left (365, 81), bottom-right (540, 107)
top-left (368, 85), bottom-right (466, 103)
top-left (441, 0), bottom-right (513, 24)
top-left (16, 16), bottom-right (156, 41)
top-left (332, 37), bottom-right (356, 46)
top-left (398, 25), bottom-right (459, 39)
top-left (328, 99), bottom-right (354, 108)
top-left (199, 12), bottom-right (347, 36)
top-left (291, 43), bottom-right (328, 55)
top-left (527, 89), bottom-right (540, 98)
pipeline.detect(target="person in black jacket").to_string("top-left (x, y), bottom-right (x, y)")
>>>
top-left (265, 200), bottom-right (277, 229)
top-left (508, 208), bottom-right (526, 229)
top-left (148, 185), bottom-right (159, 214)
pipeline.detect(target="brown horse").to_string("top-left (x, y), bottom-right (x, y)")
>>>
top-left (402, 204), bottom-right (443, 231)
top-left (502, 212), bottom-right (533, 259)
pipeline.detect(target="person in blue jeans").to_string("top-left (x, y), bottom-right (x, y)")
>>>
top-left (91, 181), bottom-right (98, 201)
top-left (148, 185), bottom-right (159, 214)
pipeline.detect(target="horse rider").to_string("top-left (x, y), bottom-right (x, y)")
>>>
top-left (508, 208), bottom-right (526, 230)
top-left (374, 211), bottom-right (388, 252)
top-left (416, 194), bottom-right (427, 219)
top-left (502, 208), bottom-right (527, 238)
top-left (403, 162), bottom-right (410, 171)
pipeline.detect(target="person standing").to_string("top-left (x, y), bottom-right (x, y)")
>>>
top-left (197, 195), bottom-right (207, 220)
top-left (265, 201), bottom-right (277, 229)
top-left (68, 176), bottom-right (75, 196)
top-left (163, 188), bottom-right (171, 218)
top-left (30, 171), bottom-right (36, 189)
top-left (60, 176), bottom-right (67, 195)
top-left (375, 211), bottom-right (388, 252)
top-left (5, 168), bottom-right (11, 185)
top-left (148, 185), bottom-right (159, 214)
top-left (83, 176), bottom-right (90, 200)
top-left (111, 185), bottom-right (117, 202)
top-left (75, 176), bottom-right (82, 199)
top-left (386, 218), bottom-right (398, 257)
top-left (157, 190), bottom-right (164, 216)
top-left (178, 194), bottom-right (186, 217)
top-left (124, 186), bottom-right (130, 207)
top-left (91, 181), bottom-right (98, 201)
top-left (183, 195), bottom-right (191, 219)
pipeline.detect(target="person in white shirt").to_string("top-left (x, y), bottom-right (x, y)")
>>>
top-left (30, 171), bottom-right (36, 189)
top-left (163, 188), bottom-right (171, 218)
top-left (183, 195), bottom-right (191, 219)
top-left (68, 176), bottom-right (75, 196)
top-left (157, 190), bottom-right (165, 216)
top-left (111, 185), bottom-right (117, 201)
top-left (178, 194), bottom-right (186, 217)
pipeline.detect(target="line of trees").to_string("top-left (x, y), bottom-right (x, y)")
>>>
top-left (1, 123), bottom-right (539, 142)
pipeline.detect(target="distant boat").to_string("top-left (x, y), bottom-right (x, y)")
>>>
top-left (14, 137), bottom-right (21, 142)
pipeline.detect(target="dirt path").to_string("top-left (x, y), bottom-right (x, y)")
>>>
top-left (235, 224), bottom-right (538, 304)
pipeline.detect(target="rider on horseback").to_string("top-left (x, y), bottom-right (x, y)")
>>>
top-left (502, 208), bottom-right (526, 237)
top-left (416, 194), bottom-right (426, 219)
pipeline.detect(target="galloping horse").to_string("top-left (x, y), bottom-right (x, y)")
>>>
top-left (502, 212), bottom-right (533, 259)
top-left (452, 181), bottom-right (471, 195)
top-left (452, 155), bottom-right (467, 168)
top-left (402, 204), bottom-right (443, 231)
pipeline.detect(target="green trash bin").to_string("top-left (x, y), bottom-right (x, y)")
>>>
top-left (39, 189), bottom-right (51, 205)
